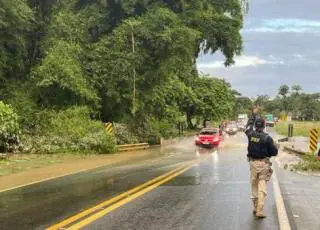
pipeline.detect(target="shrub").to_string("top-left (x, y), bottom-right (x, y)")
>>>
top-left (23, 107), bottom-right (116, 153)
top-left (0, 101), bottom-right (21, 153)
top-left (3, 81), bottom-right (39, 131)
top-left (78, 131), bottom-right (116, 153)
top-left (293, 154), bottom-right (320, 172)
top-left (128, 115), bottom-right (179, 145)
top-left (158, 120), bottom-right (178, 138)
top-left (129, 116), bottom-right (161, 144)
top-left (113, 123), bottom-right (139, 145)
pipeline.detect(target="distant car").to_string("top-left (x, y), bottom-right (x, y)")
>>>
top-left (229, 121), bottom-right (237, 125)
top-left (237, 121), bottom-right (246, 131)
top-left (265, 114), bottom-right (275, 127)
top-left (238, 114), bottom-right (248, 124)
top-left (225, 124), bottom-right (238, 135)
top-left (195, 128), bottom-right (222, 147)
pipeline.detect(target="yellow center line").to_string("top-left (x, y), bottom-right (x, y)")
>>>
top-left (67, 163), bottom-right (194, 230)
top-left (46, 161), bottom-right (194, 230)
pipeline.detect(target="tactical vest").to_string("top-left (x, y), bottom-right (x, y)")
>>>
top-left (247, 131), bottom-right (270, 159)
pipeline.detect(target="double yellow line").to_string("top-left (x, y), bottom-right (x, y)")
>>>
top-left (47, 161), bottom-right (195, 230)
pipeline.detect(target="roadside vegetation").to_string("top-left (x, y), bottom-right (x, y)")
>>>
top-left (236, 84), bottom-right (320, 122)
top-left (0, 1), bottom-right (245, 156)
top-left (293, 154), bottom-right (320, 172)
top-left (276, 121), bottom-right (320, 137)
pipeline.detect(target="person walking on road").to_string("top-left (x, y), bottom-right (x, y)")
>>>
top-left (245, 107), bottom-right (278, 219)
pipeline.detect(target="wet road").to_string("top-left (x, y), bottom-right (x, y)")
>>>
top-left (0, 134), bottom-right (279, 230)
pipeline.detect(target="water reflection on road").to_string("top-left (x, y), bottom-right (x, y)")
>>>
top-left (0, 133), bottom-right (280, 230)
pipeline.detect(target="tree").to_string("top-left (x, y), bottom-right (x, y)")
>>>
top-left (235, 97), bottom-right (252, 115)
top-left (254, 95), bottom-right (270, 108)
top-left (189, 76), bottom-right (236, 128)
top-left (0, 0), bottom-right (34, 84)
top-left (289, 85), bottom-right (303, 118)
top-left (264, 97), bottom-right (282, 117)
top-left (241, 0), bottom-right (250, 14)
top-left (278, 84), bottom-right (290, 111)
top-left (0, 0), bottom-right (246, 150)
top-left (279, 84), bottom-right (290, 98)
top-left (85, 3), bottom-right (243, 121)
top-left (255, 85), bottom-right (320, 121)
top-left (32, 40), bottom-right (99, 108)
top-left (297, 94), bottom-right (319, 120)
top-left (292, 84), bottom-right (302, 95)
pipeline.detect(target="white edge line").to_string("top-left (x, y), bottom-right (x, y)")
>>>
top-left (272, 169), bottom-right (291, 230)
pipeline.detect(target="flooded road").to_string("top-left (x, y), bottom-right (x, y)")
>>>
top-left (0, 134), bottom-right (279, 230)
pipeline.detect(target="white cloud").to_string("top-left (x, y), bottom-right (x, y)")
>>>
top-left (292, 54), bottom-right (304, 60)
top-left (197, 55), bottom-right (283, 69)
top-left (245, 19), bottom-right (320, 33)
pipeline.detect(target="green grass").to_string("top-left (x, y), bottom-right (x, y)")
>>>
top-left (275, 121), bottom-right (320, 137)
top-left (293, 154), bottom-right (320, 172)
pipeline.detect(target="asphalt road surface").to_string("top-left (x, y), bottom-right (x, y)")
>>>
top-left (0, 134), bottom-right (280, 230)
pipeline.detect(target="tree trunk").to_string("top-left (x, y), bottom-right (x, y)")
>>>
top-left (186, 112), bottom-right (194, 129)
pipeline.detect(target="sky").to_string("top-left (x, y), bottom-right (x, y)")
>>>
top-left (197, 0), bottom-right (320, 97)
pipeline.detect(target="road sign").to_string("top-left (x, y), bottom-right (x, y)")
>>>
top-left (105, 122), bottom-right (113, 134)
top-left (309, 129), bottom-right (318, 153)
top-left (280, 114), bottom-right (288, 121)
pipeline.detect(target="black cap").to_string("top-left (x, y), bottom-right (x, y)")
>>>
top-left (255, 118), bottom-right (265, 128)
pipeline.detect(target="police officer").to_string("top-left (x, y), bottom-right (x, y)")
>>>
top-left (245, 107), bottom-right (278, 218)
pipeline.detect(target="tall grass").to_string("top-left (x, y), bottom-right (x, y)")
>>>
top-left (275, 121), bottom-right (320, 137)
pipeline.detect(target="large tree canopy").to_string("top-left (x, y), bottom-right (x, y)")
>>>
top-left (1, 0), bottom-right (244, 136)
top-left (0, 0), bottom-right (34, 82)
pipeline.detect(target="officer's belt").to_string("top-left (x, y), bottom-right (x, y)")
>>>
top-left (248, 157), bottom-right (270, 162)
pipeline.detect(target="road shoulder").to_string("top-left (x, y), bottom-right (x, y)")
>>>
top-left (0, 150), bottom-right (157, 192)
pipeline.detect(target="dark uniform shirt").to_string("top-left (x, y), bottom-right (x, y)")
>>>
top-left (245, 114), bottom-right (278, 159)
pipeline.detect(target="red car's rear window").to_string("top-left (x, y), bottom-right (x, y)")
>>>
top-left (200, 130), bottom-right (217, 135)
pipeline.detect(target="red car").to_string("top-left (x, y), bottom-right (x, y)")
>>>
top-left (195, 128), bottom-right (223, 147)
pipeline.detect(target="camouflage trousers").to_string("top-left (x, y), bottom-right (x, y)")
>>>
top-left (249, 158), bottom-right (273, 208)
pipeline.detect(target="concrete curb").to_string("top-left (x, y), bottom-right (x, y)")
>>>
top-left (283, 145), bottom-right (307, 155)
top-left (277, 137), bottom-right (289, 143)
top-left (272, 171), bottom-right (291, 230)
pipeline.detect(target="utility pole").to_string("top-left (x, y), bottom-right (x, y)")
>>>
top-left (130, 21), bottom-right (136, 115)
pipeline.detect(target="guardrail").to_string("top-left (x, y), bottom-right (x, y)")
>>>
top-left (0, 153), bottom-right (8, 160)
top-left (117, 143), bottom-right (150, 152)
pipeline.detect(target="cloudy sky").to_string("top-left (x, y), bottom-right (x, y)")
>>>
top-left (197, 0), bottom-right (320, 97)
